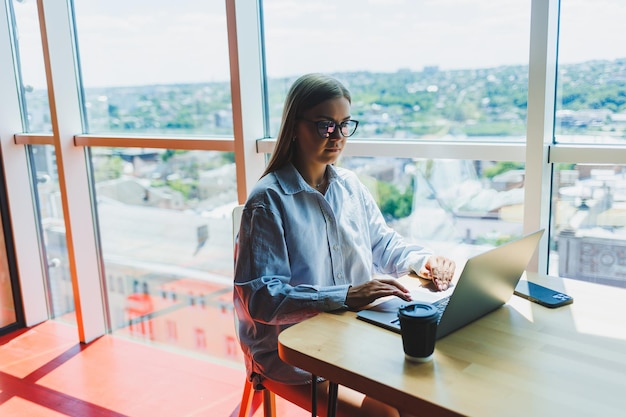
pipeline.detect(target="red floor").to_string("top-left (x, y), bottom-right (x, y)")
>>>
top-left (0, 320), bottom-right (309, 417)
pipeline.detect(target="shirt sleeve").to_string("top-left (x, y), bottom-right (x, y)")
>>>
top-left (359, 181), bottom-right (433, 276)
top-left (234, 204), bottom-right (350, 326)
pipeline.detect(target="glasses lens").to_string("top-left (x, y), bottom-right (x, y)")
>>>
top-left (341, 120), bottom-right (358, 137)
top-left (316, 121), bottom-right (334, 138)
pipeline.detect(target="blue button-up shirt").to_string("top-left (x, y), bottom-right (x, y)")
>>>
top-left (234, 162), bottom-right (432, 384)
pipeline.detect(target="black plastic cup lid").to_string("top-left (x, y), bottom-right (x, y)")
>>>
top-left (398, 303), bottom-right (437, 319)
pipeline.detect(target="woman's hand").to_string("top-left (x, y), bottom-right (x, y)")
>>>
top-left (345, 279), bottom-right (411, 309)
top-left (418, 255), bottom-right (456, 291)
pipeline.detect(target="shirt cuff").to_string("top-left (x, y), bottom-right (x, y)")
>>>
top-left (321, 284), bottom-right (352, 311)
top-left (409, 257), bottom-right (430, 279)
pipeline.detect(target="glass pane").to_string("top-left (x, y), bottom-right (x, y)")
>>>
top-left (555, 0), bottom-right (626, 144)
top-left (550, 163), bottom-right (626, 288)
top-left (92, 148), bottom-right (241, 360)
top-left (12, 0), bottom-right (52, 133)
top-left (338, 156), bottom-right (525, 259)
top-left (73, 0), bottom-right (232, 136)
top-left (31, 145), bottom-right (75, 322)
top-left (264, 0), bottom-right (530, 141)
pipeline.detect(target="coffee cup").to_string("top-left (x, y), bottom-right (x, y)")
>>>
top-left (398, 303), bottom-right (438, 362)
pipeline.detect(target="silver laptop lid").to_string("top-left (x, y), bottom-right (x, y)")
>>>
top-left (436, 229), bottom-right (544, 339)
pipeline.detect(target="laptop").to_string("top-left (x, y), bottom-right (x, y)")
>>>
top-left (357, 229), bottom-right (544, 339)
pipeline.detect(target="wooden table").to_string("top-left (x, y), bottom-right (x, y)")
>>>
top-left (278, 273), bottom-right (626, 416)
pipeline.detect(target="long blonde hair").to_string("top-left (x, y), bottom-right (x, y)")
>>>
top-left (262, 73), bottom-right (351, 177)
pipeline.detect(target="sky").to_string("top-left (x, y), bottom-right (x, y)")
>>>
top-left (12, 0), bottom-right (626, 89)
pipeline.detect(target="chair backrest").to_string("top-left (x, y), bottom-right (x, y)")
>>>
top-left (231, 204), bottom-right (280, 417)
top-left (232, 205), bottom-right (244, 266)
top-left (231, 204), bottom-right (246, 343)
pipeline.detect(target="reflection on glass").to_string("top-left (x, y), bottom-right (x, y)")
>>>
top-left (12, 0), bottom-right (52, 133)
top-left (73, 0), bottom-right (232, 136)
top-left (30, 145), bottom-right (75, 322)
top-left (339, 157), bottom-right (525, 256)
top-left (91, 148), bottom-right (241, 361)
top-left (551, 164), bottom-right (626, 288)
top-left (264, 0), bottom-right (530, 141)
top-left (555, 1), bottom-right (626, 144)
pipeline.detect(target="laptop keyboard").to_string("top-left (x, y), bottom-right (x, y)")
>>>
top-left (432, 296), bottom-right (450, 323)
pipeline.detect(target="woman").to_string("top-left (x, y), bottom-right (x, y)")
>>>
top-left (234, 73), bottom-right (455, 417)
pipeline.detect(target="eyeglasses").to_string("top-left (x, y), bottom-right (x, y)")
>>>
top-left (299, 119), bottom-right (359, 138)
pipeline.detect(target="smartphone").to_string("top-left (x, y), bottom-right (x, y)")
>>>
top-left (514, 281), bottom-right (573, 308)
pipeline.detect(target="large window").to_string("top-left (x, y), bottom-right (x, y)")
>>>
top-left (12, 1), bottom-right (67, 322)
top-left (65, 0), bottom-right (240, 358)
top-left (551, 164), bottom-right (626, 288)
top-left (262, 0), bottom-right (531, 253)
top-left (12, 0), bottom-right (50, 133)
top-left (341, 156), bottom-right (524, 250)
top-left (74, 0), bottom-right (232, 136)
top-left (263, 0), bottom-right (531, 142)
top-left (31, 145), bottom-right (75, 322)
top-left (4, 0), bottom-right (626, 369)
top-left (549, 0), bottom-right (626, 288)
top-left (91, 147), bottom-right (238, 357)
top-left (555, 0), bottom-right (626, 144)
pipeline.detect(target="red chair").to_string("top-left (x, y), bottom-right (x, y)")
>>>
top-left (231, 205), bottom-right (276, 417)
top-left (231, 378), bottom-right (276, 417)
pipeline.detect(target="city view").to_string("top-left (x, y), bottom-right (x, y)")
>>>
top-left (27, 58), bottom-right (626, 362)
top-left (26, 58), bottom-right (626, 139)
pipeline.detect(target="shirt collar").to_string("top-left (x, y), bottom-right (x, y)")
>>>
top-left (275, 162), bottom-right (338, 195)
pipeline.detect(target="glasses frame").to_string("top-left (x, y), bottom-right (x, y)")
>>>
top-left (298, 118), bottom-right (359, 138)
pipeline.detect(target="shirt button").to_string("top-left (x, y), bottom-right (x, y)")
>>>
top-left (337, 273), bottom-right (343, 279)
top-left (333, 244), bottom-right (339, 251)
